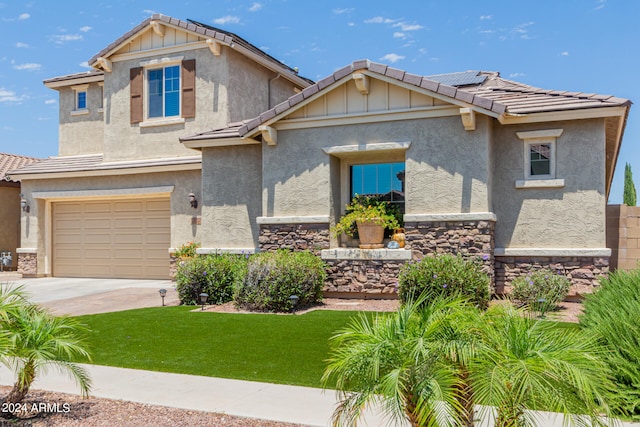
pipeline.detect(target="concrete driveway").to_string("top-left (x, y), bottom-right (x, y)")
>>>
top-left (2, 277), bottom-right (180, 316)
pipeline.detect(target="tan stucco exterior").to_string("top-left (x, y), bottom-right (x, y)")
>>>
top-left (57, 83), bottom-right (104, 156)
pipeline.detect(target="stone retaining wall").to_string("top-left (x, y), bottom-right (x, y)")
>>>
top-left (495, 256), bottom-right (609, 297)
top-left (323, 259), bottom-right (403, 296)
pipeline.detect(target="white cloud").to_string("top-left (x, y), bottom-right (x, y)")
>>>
top-left (0, 88), bottom-right (26, 103)
top-left (392, 22), bottom-right (423, 31)
top-left (15, 42), bottom-right (29, 48)
top-left (430, 57), bottom-right (440, 62)
top-left (348, 22), bottom-right (355, 27)
top-left (13, 63), bottom-right (41, 71)
top-left (333, 8), bottom-right (353, 14)
top-left (560, 51), bottom-right (569, 56)
top-left (18, 13), bottom-right (29, 20)
top-left (143, 9), bottom-right (158, 15)
top-left (393, 32), bottom-right (406, 39)
top-left (44, 99), bottom-right (56, 105)
top-left (480, 15), bottom-right (492, 20)
top-left (213, 15), bottom-right (240, 25)
top-left (595, 0), bottom-right (606, 10)
top-left (380, 53), bottom-right (405, 63)
top-left (79, 25), bottom-right (92, 32)
top-left (509, 72), bottom-right (527, 78)
top-left (479, 29), bottom-right (495, 34)
top-left (249, 2), bottom-right (262, 12)
top-left (364, 16), bottom-right (395, 24)
top-left (51, 34), bottom-right (83, 44)
top-left (79, 61), bottom-right (90, 68)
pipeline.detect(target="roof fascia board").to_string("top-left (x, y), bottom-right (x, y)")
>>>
top-left (11, 162), bottom-right (201, 181)
top-left (109, 41), bottom-right (209, 63)
top-left (272, 106), bottom-right (462, 131)
top-left (182, 137), bottom-right (260, 150)
top-left (606, 110), bottom-right (629, 198)
top-left (44, 74), bottom-right (104, 89)
top-left (91, 25), bottom-right (156, 68)
top-left (499, 106), bottom-right (628, 125)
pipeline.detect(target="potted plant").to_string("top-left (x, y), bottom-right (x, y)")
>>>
top-left (332, 196), bottom-right (401, 249)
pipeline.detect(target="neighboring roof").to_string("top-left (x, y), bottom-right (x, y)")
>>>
top-left (87, 14), bottom-right (313, 87)
top-left (7, 154), bottom-right (201, 177)
top-left (0, 153), bottom-right (40, 182)
top-left (181, 60), bottom-right (631, 142)
top-left (43, 69), bottom-right (104, 89)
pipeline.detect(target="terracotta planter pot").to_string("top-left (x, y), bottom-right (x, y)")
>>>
top-left (356, 220), bottom-right (385, 249)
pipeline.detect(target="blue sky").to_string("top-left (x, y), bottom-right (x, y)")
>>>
top-left (0, 0), bottom-right (638, 203)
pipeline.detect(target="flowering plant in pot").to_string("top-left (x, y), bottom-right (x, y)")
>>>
top-left (332, 196), bottom-right (401, 248)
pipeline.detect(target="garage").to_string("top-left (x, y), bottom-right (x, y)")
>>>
top-left (53, 198), bottom-right (170, 279)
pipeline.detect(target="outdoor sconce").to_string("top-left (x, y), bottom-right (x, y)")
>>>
top-left (289, 294), bottom-right (299, 314)
top-left (188, 192), bottom-right (198, 209)
top-left (199, 292), bottom-right (209, 310)
top-left (159, 288), bottom-right (167, 306)
top-left (19, 194), bottom-right (29, 213)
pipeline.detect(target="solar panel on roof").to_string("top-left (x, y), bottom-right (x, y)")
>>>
top-left (426, 70), bottom-right (487, 87)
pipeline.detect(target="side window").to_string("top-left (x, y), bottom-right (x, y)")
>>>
top-left (71, 84), bottom-right (89, 115)
top-left (515, 129), bottom-right (564, 188)
top-left (76, 91), bottom-right (87, 110)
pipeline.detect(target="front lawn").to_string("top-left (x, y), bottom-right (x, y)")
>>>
top-left (75, 307), bottom-right (371, 388)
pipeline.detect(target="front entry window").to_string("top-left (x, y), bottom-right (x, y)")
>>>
top-left (350, 162), bottom-right (405, 213)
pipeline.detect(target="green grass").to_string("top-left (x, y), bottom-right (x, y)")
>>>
top-left (75, 307), bottom-right (371, 388)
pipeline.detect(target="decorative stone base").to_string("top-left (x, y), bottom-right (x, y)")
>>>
top-left (404, 219), bottom-right (495, 284)
top-left (169, 254), bottom-right (179, 281)
top-left (495, 256), bottom-right (609, 297)
top-left (323, 259), bottom-right (405, 295)
top-left (17, 252), bottom-right (37, 277)
top-left (259, 223), bottom-right (330, 255)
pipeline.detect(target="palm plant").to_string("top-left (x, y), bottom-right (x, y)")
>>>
top-left (322, 295), bottom-right (477, 427)
top-left (1, 305), bottom-right (92, 410)
top-left (471, 304), bottom-right (612, 427)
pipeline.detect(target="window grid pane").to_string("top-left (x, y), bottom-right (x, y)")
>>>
top-left (164, 65), bottom-right (180, 117)
top-left (77, 91), bottom-right (86, 110)
top-left (350, 162), bottom-right (405, 209)
top-left (148, 69), bottom-right (163, 118)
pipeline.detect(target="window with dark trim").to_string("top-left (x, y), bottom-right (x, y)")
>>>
top-left (148, 65), bottom-right (180, 118)
top-left (350, 162), bottom-right (405, 212)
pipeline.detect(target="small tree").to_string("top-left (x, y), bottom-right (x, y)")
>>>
top-left (624, 163), bottom-right (637, 206)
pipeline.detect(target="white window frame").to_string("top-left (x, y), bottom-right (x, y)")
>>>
top-left (71, 84), bottom-right (89, 116)
top-left (139, 56), bottom-right (184, 126)
top-left (515, 129), bottom-right (565, 189)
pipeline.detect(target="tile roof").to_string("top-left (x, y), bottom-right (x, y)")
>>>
top-left (182, 60), bottom-right (631, 142)
top-left (87, 14), bottom-right (313, 85)
top-left (43, 69), bottom-right (104, 86)
top-left (7, 155), bottom-right (202, 177)
top-left (0, 153), bottom-right (40, 182)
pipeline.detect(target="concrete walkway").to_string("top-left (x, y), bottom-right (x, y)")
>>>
top-left (0, 277), bottom-right (637, 426)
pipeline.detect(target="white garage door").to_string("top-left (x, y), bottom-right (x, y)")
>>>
top-left (53, 199), bottom-right (170, 279)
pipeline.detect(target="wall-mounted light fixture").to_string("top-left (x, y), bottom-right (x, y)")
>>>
top-left (19, 194), bottom-right (29, 213)
top-left (188, 192), bottom-right (198, 209)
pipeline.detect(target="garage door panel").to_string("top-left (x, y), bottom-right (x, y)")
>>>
top-left (53, 198), bottom-right (170, 279)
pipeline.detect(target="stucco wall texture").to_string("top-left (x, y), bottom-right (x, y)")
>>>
top-left (0, 186), bottom-right (20, 269)
top-left (57, 83), bottom-right (104, 156)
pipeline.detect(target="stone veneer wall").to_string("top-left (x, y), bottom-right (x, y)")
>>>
top-left (404, 219), bottom-right (496, 282)
top-left (17, 252), bottom-right (37, 277)
top-left (258, 223), bottom-right (330, 255)
top-left (494, 256), bottom-right (609, 297)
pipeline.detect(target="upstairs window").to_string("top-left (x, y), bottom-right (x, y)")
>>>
top-left (147, 65), bottom-right (180, 118)
top-left (76, 91), bottom-right (87, 110)
top-left (515, 129), bottom-right (565, 189)
top-left (529, 143), bottom-right (551, 176)
top-left (71, 84), bottom-right (89, 116)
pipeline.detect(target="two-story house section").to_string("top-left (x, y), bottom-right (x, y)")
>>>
top-left (9, 15), bottom-right (312, 279)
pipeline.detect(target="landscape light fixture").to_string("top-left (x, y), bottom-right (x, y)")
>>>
top-left (19, 194), bottom-right (29, 213)
top-left (159, 288), bottom-right (167, 306)
top-left (289, 295), bottom-right (299, 314)
top-left (188, 192), bottom-right (198, 209)
top-left (199, 292), bottom-right (209, 311)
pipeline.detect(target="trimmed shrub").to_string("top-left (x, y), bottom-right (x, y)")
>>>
top-left (234, 250), bottom-right (326, 312)
top-left (510, 269), bottom-right (571, 309)
top-left (176, 254), bottom-right (247, 305)
top-left (580, 269), bottom-right (640, 419)
top-left (398, 254), bottom-right (491, 309)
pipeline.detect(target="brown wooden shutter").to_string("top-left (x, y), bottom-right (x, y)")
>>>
top-left (130, 67), bottom-right (143, 124)
top-left (182, 59), bottom-right (196, 119)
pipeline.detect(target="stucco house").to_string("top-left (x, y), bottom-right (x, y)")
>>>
top-left (0, 153), bottom-right (40, 271)
top-left (180, 61), bottom-right (630, 296)
top-left (8, 15), bottom-right (311, 279)
top-left (9, 15), bottom-right (631, 297)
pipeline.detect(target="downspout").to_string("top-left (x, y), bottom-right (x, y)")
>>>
top-left (268, 73), bottom-right (282, 109)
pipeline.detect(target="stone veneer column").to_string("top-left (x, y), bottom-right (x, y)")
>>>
top-left (403, 213), bottom-right (496, 284)
top-left (16, 249), bottom-right (37, 277)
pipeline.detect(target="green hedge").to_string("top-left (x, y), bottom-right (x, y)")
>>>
top-left (234, 250), bottom-right (326, 312)
top-left (510, 268), bottom-right (571, 309)
top-left (398, 253), bottom-right (491, 309)
top-left (175, 254), bottom-right (247, 305)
